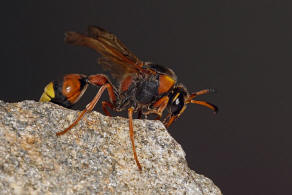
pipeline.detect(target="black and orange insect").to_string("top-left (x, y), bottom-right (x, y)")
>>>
top-left (40, 26), bottom-right (217, 171)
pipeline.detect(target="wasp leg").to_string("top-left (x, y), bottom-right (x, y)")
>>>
top-left (137, 108), bottom-right (143, 119)
top-left (102, 101), bottom-right (114, 117)
top-left (90, 74), bottom-right (117, 117)
top-left (144, 96), bottom-right (169, 120)
top-left (128, 107), bottom-right (142, 171)
top-left (153, 96), bottom-right (169, 120)
top-left (165, 115), bottom-right (176, 128)
top-left (56, 83), bottom-right (112, 136)
top-left (164, 106), bottom-right (187, 128)
top-left (88, 74), bottom-right (116, 103)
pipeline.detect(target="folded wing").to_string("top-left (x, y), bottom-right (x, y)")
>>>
top-left (64, 26), bottom-right (145, 81)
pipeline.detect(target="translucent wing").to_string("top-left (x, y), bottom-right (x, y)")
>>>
top-left (87, 26), bottom-right (140, 64)
top-left (98, 56), bottom-right (138, 81)
top-left (64, 26), bottom-right (144, 80)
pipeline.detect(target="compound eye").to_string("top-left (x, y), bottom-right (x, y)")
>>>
top-left (174, 97), bottom-right (180, 106)
top-left (170, 93), bottom-right (185, 115)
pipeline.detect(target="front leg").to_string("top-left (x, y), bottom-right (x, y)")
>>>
top-left (144, 96), bottom-right (169, 120)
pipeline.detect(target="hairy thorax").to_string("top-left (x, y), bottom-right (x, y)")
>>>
top-left (114, 74), bottom-right (159, 112)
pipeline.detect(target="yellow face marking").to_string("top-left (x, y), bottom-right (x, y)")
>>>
top-left (172, 92), bottom-right (180, 103)
top-left (40, 82), bottom-right (55, 102)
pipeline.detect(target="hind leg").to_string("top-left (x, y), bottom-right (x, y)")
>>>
top-left (56, 74), bottom-right (117, 136)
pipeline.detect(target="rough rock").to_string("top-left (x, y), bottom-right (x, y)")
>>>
top-left (0, 100), bottom-right (221, 194)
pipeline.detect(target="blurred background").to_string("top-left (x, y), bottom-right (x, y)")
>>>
top-left (0, 1), bottom-right (291, 194)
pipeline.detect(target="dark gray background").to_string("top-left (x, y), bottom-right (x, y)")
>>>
top-left (1, 1), bottom-right (291, 194)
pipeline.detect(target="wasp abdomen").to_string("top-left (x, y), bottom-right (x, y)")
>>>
top-left (40, 74), bottom-right (88, 108)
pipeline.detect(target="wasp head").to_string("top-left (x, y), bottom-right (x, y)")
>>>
top-left (164, 84), bottom-right (218, 128)
top-left (167, 85), bottom-right (188, 117)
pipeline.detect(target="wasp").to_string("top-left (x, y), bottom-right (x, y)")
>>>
top-left (40, 26), bottom-right (217, 171)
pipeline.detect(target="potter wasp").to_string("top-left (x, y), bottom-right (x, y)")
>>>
top-left (40, 26), bottom-right (217, 171)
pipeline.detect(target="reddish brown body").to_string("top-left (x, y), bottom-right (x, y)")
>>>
top-left (40, 26), bottom-right (217, 171)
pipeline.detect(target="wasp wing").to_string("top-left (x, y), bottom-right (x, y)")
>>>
top-left (98, 56), bottom-right (139, 81)
top-left (87, 26), bottom-right (140, 65)
top-left (64, 26), bottom-right (144, 81)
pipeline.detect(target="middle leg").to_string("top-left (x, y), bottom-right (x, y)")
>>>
top-left (128, 107), bottom-right (142, 171)
top-left (102, 101), bottom-right (114, 117)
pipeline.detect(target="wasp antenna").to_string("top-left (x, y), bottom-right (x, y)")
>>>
top-left (211, 104), bottom-right (218, 114)
top-left (190, 100), bottom-right (218, 114)
top-left (208, 88), bottom-right (217, 94)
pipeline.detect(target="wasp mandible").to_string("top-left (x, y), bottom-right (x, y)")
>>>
top-left (40, 26), bottom-right (217, 171)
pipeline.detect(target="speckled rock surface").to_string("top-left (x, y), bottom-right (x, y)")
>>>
top-left (0, 100), bottom-right (221, 194)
